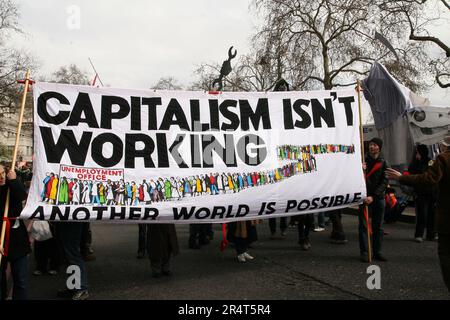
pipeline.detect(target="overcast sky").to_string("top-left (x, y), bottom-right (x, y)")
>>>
top-left (10, 0), bottom-right (449, 107)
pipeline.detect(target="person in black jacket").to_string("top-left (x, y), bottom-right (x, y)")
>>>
top-left (359, 138), bottom-right (389, 262)
top-left (408, 144), bottom-right (438, 242)
top-left (0, 164), bottom-right (30, 300)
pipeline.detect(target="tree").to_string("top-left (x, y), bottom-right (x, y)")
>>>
top-left (151, 76), bottom-right (183, 90)
top-left (0, 0), bottom-right (36, 116)
top-left (377, 0), bottom-right (450, 88)
top-left (252, 0), bottom-right (431, 91)
top-left (51, 64), bottom-right (90, 85)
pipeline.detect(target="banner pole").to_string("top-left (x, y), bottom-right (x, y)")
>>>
top-left (357, 79), bottom-right (372, 263)
top-left (0, 70), bottom-right (31, 265)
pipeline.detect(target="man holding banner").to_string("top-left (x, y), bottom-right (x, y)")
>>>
top-left (359, 138), bottom-right (389, 262)
top-left (0, 164), bottom-right (30, 300)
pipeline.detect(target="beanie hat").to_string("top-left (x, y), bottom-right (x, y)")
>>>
top-left (369, 137), bottom-right (383, 150)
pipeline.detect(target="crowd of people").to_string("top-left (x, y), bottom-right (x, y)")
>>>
top-left (0, 135), bottom-right (449, 300)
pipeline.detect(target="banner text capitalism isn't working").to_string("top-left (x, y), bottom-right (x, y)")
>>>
top-left (36, 91), bottom-right (356, 169)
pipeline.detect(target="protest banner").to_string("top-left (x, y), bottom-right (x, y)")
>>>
top-left (20, 82), bottom-right (367, 223)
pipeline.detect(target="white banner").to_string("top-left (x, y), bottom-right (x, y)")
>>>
top-left (21, 82), bottom-right (366, 223)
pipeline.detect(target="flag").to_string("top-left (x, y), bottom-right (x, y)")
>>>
top-left (91, 73), bottom-right (98, 86)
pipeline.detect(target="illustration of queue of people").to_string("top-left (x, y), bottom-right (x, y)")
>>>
top-left (40, 144), bottom-right (355, 206)
top-left (277, 144), bottom-right (355, 161)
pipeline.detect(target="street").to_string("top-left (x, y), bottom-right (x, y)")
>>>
top-left (28, 213), bottom-right (449, 300)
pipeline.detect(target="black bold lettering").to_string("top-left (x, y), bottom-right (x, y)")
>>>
top-left (334, 195), bottom-right (344, 206)
top-left (67, 92), bottom-right (99, 128)
top-left (143, 208), bottom-right (158, 220)
top-left (29, 206), bottom-right (45, 220)
top-left (156, 133), bottom-right (169, 168)
top-left (195, 208), bottom-right (210, 219)
top-left (130, 96), bottom-right (142, 130)
top-left (37, 91), bottom-right (70, 125)
top-left (160, 99), bottom-right (190, 131)
top-left (297, 200), bottom-right (310, 211)
top-left (50, 206), bottom-right (70, 220)
top-left (283, 99), bottom-right (294, 129)
top-left (209, 100), bottom-right (220, 131)
top-left (311, 98), bottom-right (335, 128)
top-left (235, 205), bottom-right (249, 217)
top-left (219, 100), bottom-right (239, 131)
top-left (72, 207), bottom-right (90, 220)
top-left (338, 96), bottom-right (355, 126)
top-left (124, 134), bottom-right (155, 168)
top-left (310, 197), bottom-right (320, 210)
top-left (91, 133), bottom-right (123, 167)
top-left (286, 200), bottom-right (297, 212)
top-left (110, 206), bottom-right (126, 220)
top-left (40, 127), bottom-right (91, 165)
top-left (101, 95), bottom-right (130, 129)
top-left (211, 206), bottom-right (226, 219)
top-left (129, 207), bottom-right (142, 220)
top-left (142, 97), bottom-right (161, 130)
top-left (319, 197), bottom-right (329, 209)
top-left (173, 207), bottom-right (196, 220)
top-left (292, 99), bottom-right (312, 129)
top-left (92, 206), bottom-right (107, 220)
top-left (239, 98), bottom-right (271, 131)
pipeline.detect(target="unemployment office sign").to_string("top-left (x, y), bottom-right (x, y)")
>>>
top-left (22, 82), bottom-right (366, 223)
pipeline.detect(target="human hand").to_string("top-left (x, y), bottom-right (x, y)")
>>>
top-left (362, 162), bottom-right (367, 170)
top-left (363, 196), bottom-right (373, 205)
top-left (6, 170), bottom-right (16, 180)
top-left (386, 168), bottom-right (402, 180)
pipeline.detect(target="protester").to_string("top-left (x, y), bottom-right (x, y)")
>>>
top-left (0, 164), bottom-right (30, 300)
top-left (386, 136), bottom-right (450, 292)
top-left (137, 223), bottom-right (149, 258)
top-left (55, 222), bottom-right (90, 300)
top-left (407, 144), bottom-right (438, 242)
top-left (268, 217), bottom-right (287, 239)
top-left (313, 212), bottom-right (326, 232)
top-left (188, 223), bottom-right (210, 249)
top-left (31, 221), bottom-right (60, 276)
top-left (147, 224), bottom-right (179, 277)
top-left (359, 137), bottom-right (389, 262)
top-left (290, 214), bottom-right (314, 250)
top-left (227, 220), bottom-right (258, 262)
top-left (329, 209), bottom-right (348, 244)
top-left (80, 222), bottom-right (95, 261)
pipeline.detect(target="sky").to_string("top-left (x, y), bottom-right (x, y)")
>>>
top-left (11, 0), bottom-right (258, 89)
top-left (9, 0), bottom-right (449, 109)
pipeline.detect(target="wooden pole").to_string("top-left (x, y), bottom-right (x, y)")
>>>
top-left (0, 70), bottom-right (31, 265)
top-left (357, 79), bottom-right (372, 263)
